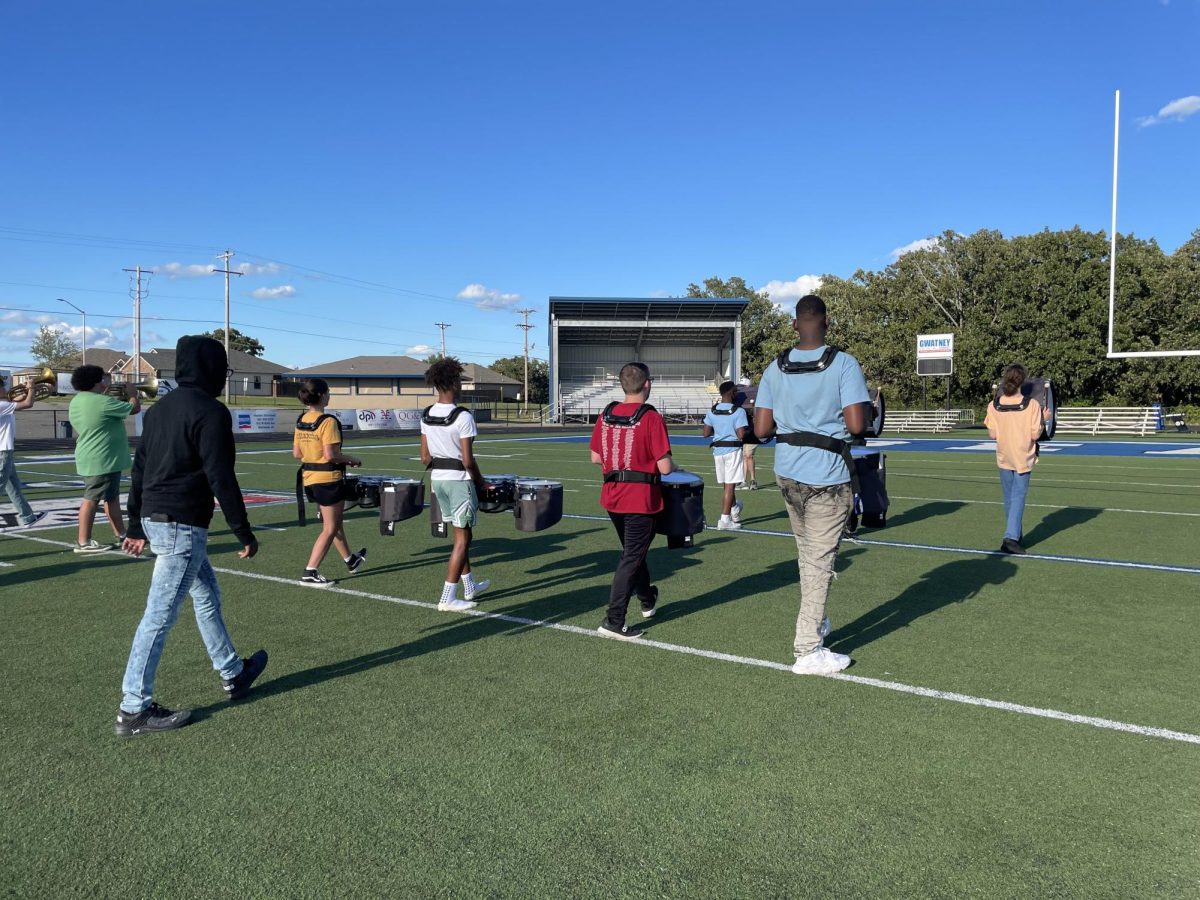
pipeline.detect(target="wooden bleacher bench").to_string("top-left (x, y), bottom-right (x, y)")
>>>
top-left (1055, 407), bottom-right (1159, 436)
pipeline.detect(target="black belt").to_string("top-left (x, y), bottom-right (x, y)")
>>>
top-left (427, 458), bottom-right (466, 471)
top-left (773, 431), bottom-right (861, 494)
top-left (603, 470), bottom-right (660, 485)
top-left (710, 440), bottom-right (743, 448)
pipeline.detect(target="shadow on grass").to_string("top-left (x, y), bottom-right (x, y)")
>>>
top-left (826, 555), bottom-right (1018, 655)
top-left (0, 544), bottom-right (132, 587)
top-left (1021, 506), bottom-right (1103, 549)
top-left (884, 500), bottom-right (965, 528)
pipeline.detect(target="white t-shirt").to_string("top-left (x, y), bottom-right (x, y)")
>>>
top-left (420, 403), bottom-right (477, 481)
top-left (0, 400), bottom-right (17, 451)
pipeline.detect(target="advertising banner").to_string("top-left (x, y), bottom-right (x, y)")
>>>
top-left (233, 408), bottom-right (280, 433)
top-left (331, 409), bottom-right (357, 431)
top-left (356, 408), bottom-right (397, 431)
top-left (391, 408), bottom-right (423, 431)
top-left (916, 333), bottom-right (954, 376)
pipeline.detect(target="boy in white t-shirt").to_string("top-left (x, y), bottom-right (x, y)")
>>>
top-left (419, 358), bottom-right (491, 611)
top-left (0, 373), bottom-right (48, 529)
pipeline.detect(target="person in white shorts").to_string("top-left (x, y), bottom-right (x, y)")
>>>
top-left (702, 380), bottom-right (749, 530)
top-left (419, 357), bottom-right (491, 612)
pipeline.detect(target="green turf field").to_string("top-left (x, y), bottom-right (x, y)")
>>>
top-left (2, 432), bottom-right (1198, 898)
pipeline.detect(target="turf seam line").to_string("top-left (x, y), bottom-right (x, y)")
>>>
top-left (4, 530), bottom-right (1199, 746)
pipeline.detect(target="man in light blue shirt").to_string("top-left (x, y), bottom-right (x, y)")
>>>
top-left (702, 380), bottom-right (749, 530)
top-left (754, 295), bottom-right (869, 676)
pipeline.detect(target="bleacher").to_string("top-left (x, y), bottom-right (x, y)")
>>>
top-left (884, 409), bottom-right (974, 433)
top-left (1055, 407), bottom-right (1160, 436)
top-left (557, 376), bottom-right (716, 423)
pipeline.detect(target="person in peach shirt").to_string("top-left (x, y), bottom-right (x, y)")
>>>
top-left (983, 364), bottom-right (1046, 555)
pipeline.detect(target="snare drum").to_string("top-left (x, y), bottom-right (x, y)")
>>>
top-left (480, 474), bottom-right (517, 513)
top-left (656, 471), bottom-right (705, 548)
top-left (378, 477), bottom-right (425, 536)
top-left (514, 478), bottom-right (563, 532)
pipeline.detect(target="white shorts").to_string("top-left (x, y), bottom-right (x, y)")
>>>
top-left (713, 452), bottom-right (745, 485)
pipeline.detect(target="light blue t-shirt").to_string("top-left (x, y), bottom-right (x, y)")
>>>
top-left (755, 346), bottom-right (871, 486)
top-left (703, 402), bottom-right (748, 457)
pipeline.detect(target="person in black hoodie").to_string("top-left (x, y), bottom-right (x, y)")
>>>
top-left (114, 336), bottom-right (268, 737)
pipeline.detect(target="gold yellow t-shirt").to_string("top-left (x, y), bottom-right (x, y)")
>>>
top-left (294, 412), bottom-right (343, 486)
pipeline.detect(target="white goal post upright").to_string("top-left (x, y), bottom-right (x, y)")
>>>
top-left (1106, 89), bottom-right (1200, 358)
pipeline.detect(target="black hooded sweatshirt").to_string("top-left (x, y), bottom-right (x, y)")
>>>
top-left (125, 337), bottom-right (255, 545)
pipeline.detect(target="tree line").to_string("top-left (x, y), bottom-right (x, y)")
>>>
top-left (691, 227), bottom-right (1200, 411)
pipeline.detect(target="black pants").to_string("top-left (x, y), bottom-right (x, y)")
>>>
top-left (606, 512), bottom-right (656, 627)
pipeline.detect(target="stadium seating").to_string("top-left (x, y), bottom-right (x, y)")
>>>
top-left (1055, 407), bottom-right (1160, 436)
top-left (884, 410), bottom-right (972, 433)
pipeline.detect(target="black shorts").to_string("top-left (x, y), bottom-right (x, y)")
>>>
top-left (305, 480), bottom-right (348, 507)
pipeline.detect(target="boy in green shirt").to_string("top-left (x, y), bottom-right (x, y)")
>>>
top-left (68, 365), bottom-right (140, 553)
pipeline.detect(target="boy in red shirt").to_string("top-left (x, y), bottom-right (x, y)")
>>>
top-left (589, 362), bottom-right (676, 640)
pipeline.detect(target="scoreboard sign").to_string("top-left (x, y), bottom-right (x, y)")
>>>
top-left (916, 333), bottom-right (954, 376)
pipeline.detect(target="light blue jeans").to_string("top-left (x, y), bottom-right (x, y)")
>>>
top-left (0, 450), bottom-right (36, 523)
top-left (998, 468), bottom-right (1031, 542)
top-left (120, 520), bottom-right (243, 713)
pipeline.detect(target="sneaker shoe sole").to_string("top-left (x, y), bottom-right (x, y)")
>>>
top-left (74, 545), bottom-right (108, 554)
top-left (640, 605), bottom-right (656, 619)
top-left (464, 579), bottom-right (491, 601)
top-left (597, 625), bottom-right (643, 641)
top-left (301, 578), bottom-right (335, 588)
top-left (114, 710), bottom-right (193, 737)
top-left (437, 599), bottom-right (478, 612)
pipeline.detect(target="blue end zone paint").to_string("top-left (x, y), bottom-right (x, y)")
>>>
top-left (528, 435), bottom-right (1200, 458)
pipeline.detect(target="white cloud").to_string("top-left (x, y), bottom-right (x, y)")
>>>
top-left (760, 275), bottom-right (824, 311)
top-left (2, 328), bottom-right (35, 340)
top-left (250, 284), bottom-right (297, 300)
top-left (457, 282), bottom-right (522, 311)
top-left (1137, 95), bottom-right (1200, 127)
top-left (157, 260), bottom-right (284, 279)
top-left (649, 290), bottom-right (672, 299)
top-left (890, 237), bottom-right (939, 260)
top-left (406, 344), bottom-right (434, 356)
top-left (237, 261), bottom-right (283, 276)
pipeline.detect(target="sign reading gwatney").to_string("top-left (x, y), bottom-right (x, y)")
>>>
top-left (916, 333), bottom-right (954, 376)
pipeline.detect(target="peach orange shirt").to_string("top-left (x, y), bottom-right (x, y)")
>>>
top-left (984, 396), bottom-right (1044, 474)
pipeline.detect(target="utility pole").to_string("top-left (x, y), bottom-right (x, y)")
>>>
top-left (122, 266), bottom-right (151, 384)
top-left (213, 250), bottom-right (243, 405)
top-left (435, 321), bottom-right (451, 358)
top-left (515, 308), bottom-right (535, 414)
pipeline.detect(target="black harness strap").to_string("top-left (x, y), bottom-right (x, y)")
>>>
top-left (992, 395), bottom-right (1032, 412)
top-left (603, 470), bottom-right (661, 485)
top-left (422, 405), bottom-right (471, 472)
top-left (601, 401), bottom-right (655, 426)
top-left (599, 402), bottom-right (662, 485)
top-left (773, 432), bottom-right (861, 494)
top-left (294, 413), bottom-right (345, 526)
top-left (776, 345), bottom-right (842, 374)
top-left (709, 401), bottom-right (746, 447)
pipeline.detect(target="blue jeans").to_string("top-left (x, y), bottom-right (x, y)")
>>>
top-left (998, 468), bottom-right (1031, 542)
top-left (120, 520), bottom-right (243, 713)
top-left (0, 450), bottom-right (36, 523)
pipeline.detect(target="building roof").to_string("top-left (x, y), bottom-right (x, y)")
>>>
top-left (463, 363), bottom-right (520, 385)
top-left (293, 355), bottom-right (428, 378)
top-left (66, 349), bottom-right (129, 372)
top-left (140, 347), bottom-right (292, 374)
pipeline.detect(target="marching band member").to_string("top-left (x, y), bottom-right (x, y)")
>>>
top-left (983, 364), bottom-right (1046, 555)
top-left (0, 371), bottom-right (46, 529)
top-left (754, 296), bottom-right (869, 675)
top-left (702, 380), bottom-right (748, 530)
top-left (67, 365), bottom-right (140, 553)
top-left (292, 378), bottom-right (366, 586)
top-left (589, 362), bottom-right (676, 640)
top-left (419, 358), bottom-right (490, 611)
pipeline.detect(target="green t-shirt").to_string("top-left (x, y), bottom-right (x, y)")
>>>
top-left (68, 392), bottom-right (133, 476)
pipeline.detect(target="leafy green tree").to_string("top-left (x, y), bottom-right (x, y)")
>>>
top-left (30, 326), bottom-right (81, 369)
top-left (200, 327), bottom-right (265, 357)
top-left (685, 275), bottom-right (793, 382)
top-left (489, 355), bottom-right (549, 403)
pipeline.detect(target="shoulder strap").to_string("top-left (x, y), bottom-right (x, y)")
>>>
top-left (422, 404), bottom-right (468, 426)
top-left (601, 402), bottom-right (656, 426)
top-left (295, 412), bottom-right (341, 435)
top-left (776, 345), bottom-right (841, 374)
top-left (992, 394), bottom-right (1031, 412)
top-left (710, 402), bottom-right (735, 415)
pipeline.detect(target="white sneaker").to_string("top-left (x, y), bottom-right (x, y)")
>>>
top-left (731, 500), bottom-right (744, 523)
top-left (791, 647), bottom-right (851, 675)
top-left (717, 517), bottom-right (742, 531)
top-left (464, 579), bottom-right (490, 601)
top-left (735, 482), bottom-right (749, 491)
top-left (818, 617), bottom-right (831, 640)
top-left (437, 597), bottom-right (478, 612)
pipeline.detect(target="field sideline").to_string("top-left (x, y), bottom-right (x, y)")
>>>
top-left (2, 431), bottom-right (1198, 897)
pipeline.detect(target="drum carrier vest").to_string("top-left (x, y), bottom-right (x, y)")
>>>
top-left (708, 401), bottom-right (746, 448)
top-left (599, 401), bottom-right (662, 485)
top-left (769, 346), bottom-right (862, 494)
top-left (295, 412), bottom-right (345, 526)
top-left (422, 405), bottom-right (470, 471)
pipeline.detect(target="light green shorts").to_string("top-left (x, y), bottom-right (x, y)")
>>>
top-left (432, 479), bottom-right (478, 529)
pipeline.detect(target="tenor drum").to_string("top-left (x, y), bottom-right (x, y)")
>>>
top-left (429, 489), bottom-right (448, 538)
top-left (379, 478), bottom-right (425, 536)
top-left (355, 475), bottom-right (386, 509)
top-left (656, 471), bottom-right (705, 549)
top-left (340, 475), bottom-right (361, 510)
top-left (513, 479), bottom-right (563, 532)
top-left (850, 448), bottom-right (888, 531)
top-left (480, 474), bottom-right (517, 513)
top-left (865, 387), bottom-right (886, 438)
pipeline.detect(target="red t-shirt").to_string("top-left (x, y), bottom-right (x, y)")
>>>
top-left (589, 403), bottom-right (672, 514)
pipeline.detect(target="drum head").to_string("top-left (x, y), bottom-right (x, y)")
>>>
top-left (660, 471), bottom-right (702, 486)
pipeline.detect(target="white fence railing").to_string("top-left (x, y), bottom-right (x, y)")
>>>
top-left (1055, 407), bottom-right (1159, 436)
top-left (884, 409), bottom-right (971, 433)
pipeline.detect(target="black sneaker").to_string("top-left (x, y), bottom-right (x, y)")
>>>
top-left (639, 585), bottom-right (659, 619)
top-left (301, 569), bottom-right (334, 587)
top-left (17, 511), bottom-right (48, 529)
top-left (222, 649), bottom-right (269, 700)
top-left (1000, 538), bottom-right (1026, 555)
top-left (114, 702), bottom-right (192, 737)
top-left (346, 548), bottom-right (368, 574)
top-left (597, 622), bottom-right (644, 641)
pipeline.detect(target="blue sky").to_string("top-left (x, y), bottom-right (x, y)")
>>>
top-left (1, 0), bottom-right (1196, 370)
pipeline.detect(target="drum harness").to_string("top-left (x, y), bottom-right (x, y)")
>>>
top-left (295, 412), bottom-right (346, 526)
top-left (421, 405), bottom-right (470, 472)
top-left (769, 346), bottom-right (863, 496)
top-left (991, 391), bottom-right (1044, 456)
top-left (708, 401), bottom-right (748, 448)
top-left (599, 401), bottom-right (661, 485)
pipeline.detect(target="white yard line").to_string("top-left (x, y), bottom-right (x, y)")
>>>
top-left (889, 494), bottom-right (1200, 518)
top-left (5, 528), bottom-right (1195, 746)
top-left (891, 471), bottom-right (1200, 490)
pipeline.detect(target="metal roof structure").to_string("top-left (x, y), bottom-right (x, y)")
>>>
top-left (549, 296), bottom-right (748, 346)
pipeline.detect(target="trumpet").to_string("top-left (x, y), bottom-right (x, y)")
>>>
top-left (107, 376), bottom-right (159, 399)
top-left (5, 367), bottom-right (56, 402)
